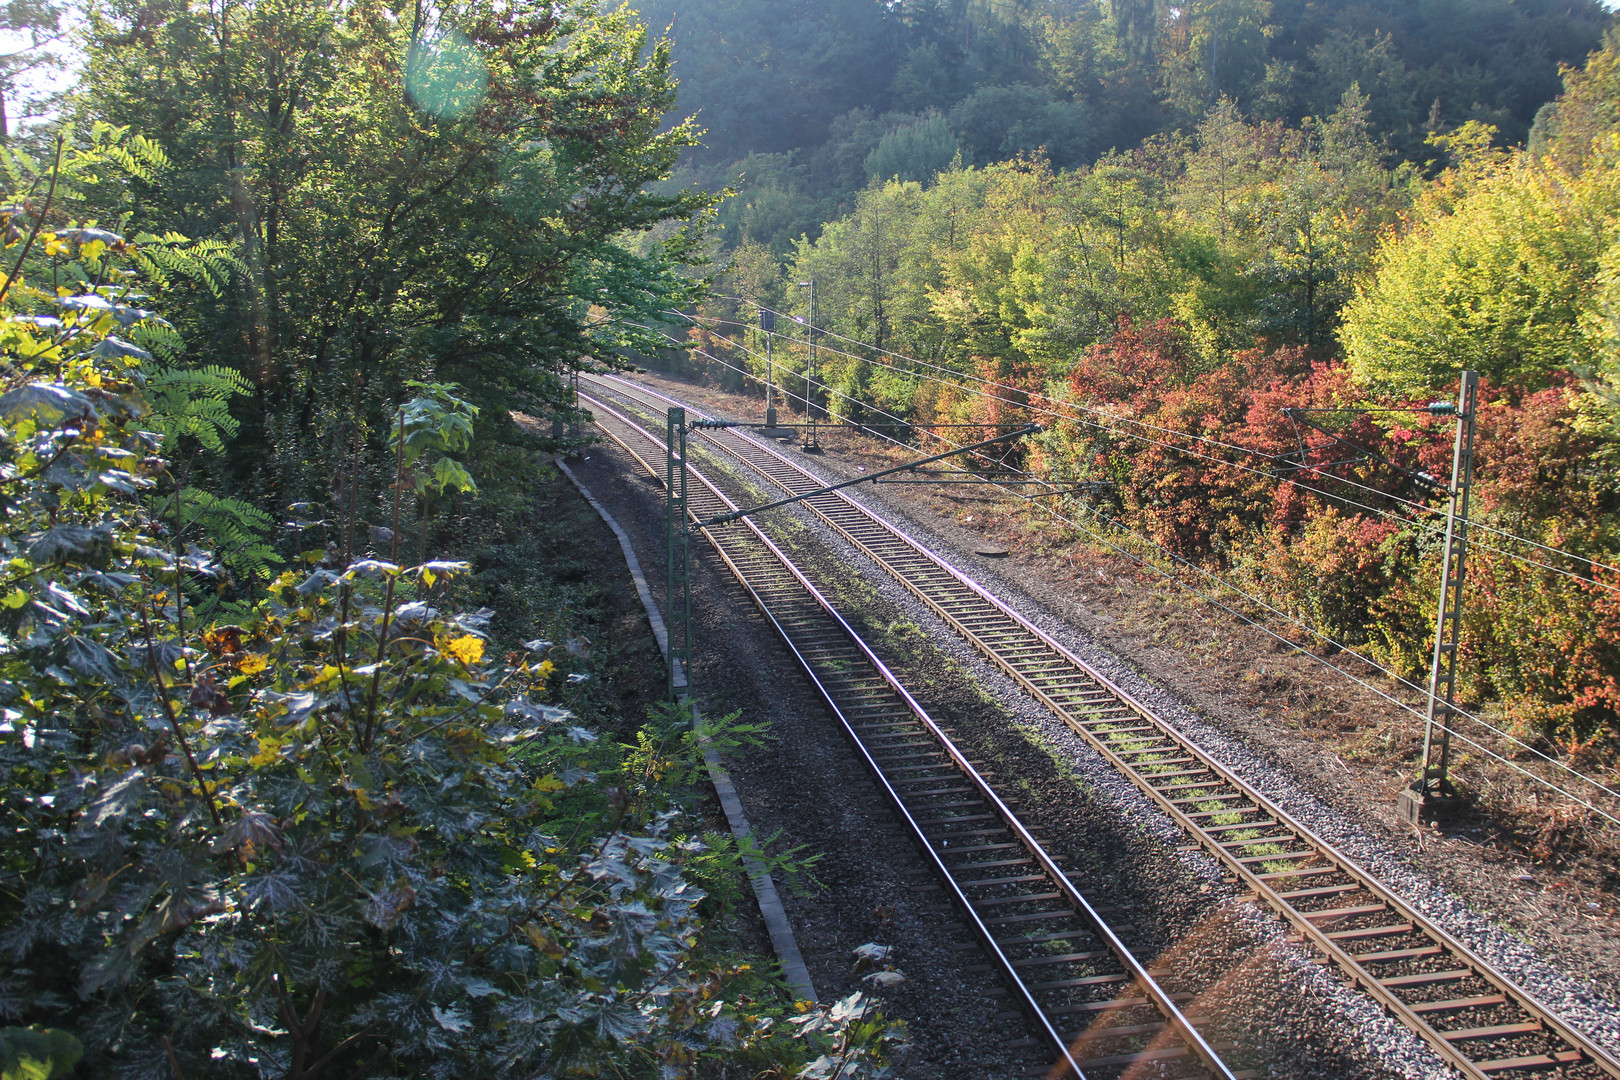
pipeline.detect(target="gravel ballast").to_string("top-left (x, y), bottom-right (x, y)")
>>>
top-left (594, 368), bottom-right (1620, 1076)
top-left (577, 378), bottom-right (1448, 1077)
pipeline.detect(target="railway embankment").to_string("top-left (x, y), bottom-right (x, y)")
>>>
top-left (584, 366), bottom-right (1620, 1079)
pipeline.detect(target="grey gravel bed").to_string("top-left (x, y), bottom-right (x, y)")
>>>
top-left (649, 424), bottom-right (1441, 1079)
top-left (573, 442), bottom-right (1045, 1079)
top-left (759, 431), bottom-right (1620, 1066)
top-left (607, 372), bottom-right (1620, 1074)
top-left (761, 473), bottom-right (1452, 1078)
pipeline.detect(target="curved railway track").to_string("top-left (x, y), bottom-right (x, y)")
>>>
top-left (582, 371), bottom-right (1620, 1080)
top-left (579, 390), bottom-right (1240, 1080)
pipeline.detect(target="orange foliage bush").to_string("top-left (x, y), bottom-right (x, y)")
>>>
top-left (1041, 320), bottom-right (1620, 753)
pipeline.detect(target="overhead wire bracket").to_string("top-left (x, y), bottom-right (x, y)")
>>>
top-left (695, 423), bottom-right (1041, 528)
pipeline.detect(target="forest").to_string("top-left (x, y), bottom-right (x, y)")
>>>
top-left (2, 0), bottom-right (1620, 1076)
top-left (640, 0), bottom-right (1613, 254)
top-left (0, 1), bottom-right (896, 1077)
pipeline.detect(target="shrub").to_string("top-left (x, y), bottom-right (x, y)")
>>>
top-left (0, 136), bottom-right (905, 1080)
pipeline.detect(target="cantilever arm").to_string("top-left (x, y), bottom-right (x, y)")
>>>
top-left (696, 424), bottom-right (1041, 528)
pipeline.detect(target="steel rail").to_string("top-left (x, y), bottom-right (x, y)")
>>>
top-left (579, 390), bottom-right (1241, 1080)
top-left (585, 372), bottom-right (1620, 1080)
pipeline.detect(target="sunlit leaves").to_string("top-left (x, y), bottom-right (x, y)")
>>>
top-left (1341, 153), bottom-right (1615, 397)
top-left (0, 1026), bottom-right (83, 1080)
top-left (398, 381), bottom-right (480, 497)
top-left (441, 634), bottom-right (484, 666)
top-left (0, 258), bottom-right (895, 1078)
top-left (0, 382), bottom-right (95, 429)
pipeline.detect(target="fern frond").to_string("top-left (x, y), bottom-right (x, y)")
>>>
top-left (145, 363), bottom-right (251, 452)
top-left (129, 320), bottom-right (185, 357)
top-left (129, 134), bottom-right (171, 171)
top-left (157, 487), bottom-right (281, 582)
top-left (105, 146), bottom-right (154, 183)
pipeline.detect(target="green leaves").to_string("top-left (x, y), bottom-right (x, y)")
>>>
top-left (1341, 156), bottom-right (1615, 397)
top-left (0, 382), bottom-right (95, 428)
top-left (0, 12), bottom-right (904, 1079)
top-left (399, 381), bottom-right (480, 497)
top-left (0, 288), bottom-right (844, 1072)
top-left (26, 523), bottom-right (114, 564)
top-left (143, 365), bottom-right (251, 452)
top-left (72, 0), bottom-right (717, 522)
top-left (0, 1028), bottom-right (83, 1080)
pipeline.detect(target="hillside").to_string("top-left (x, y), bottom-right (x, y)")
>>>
top-left (637, 0), bottom-right (1612, 252)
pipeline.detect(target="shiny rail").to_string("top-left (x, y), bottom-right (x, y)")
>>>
top-left (584, 372), bottom-right (1620, 1080)
top-left (578, 389), bottom-right (1240, 1080)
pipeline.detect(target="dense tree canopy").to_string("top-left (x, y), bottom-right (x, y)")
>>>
top-left (0, 6), bottom-right (916, 1078)
top-left (73, 0), bottom-right (718, 508)
top-left (635, 0), bottom-right (1612, 254)
top-left (1341, 36), bottom-right (1620, 418)
top-left (754, 85), bottom-right (1404, 389)
top-left (687, 30), bottom-right (1620, 755)
top-left (3, 6), bottom-right (1619, 1077)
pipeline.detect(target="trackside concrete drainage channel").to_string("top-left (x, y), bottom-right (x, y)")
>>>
top-left (558, 459), bottom-right (818, 1003)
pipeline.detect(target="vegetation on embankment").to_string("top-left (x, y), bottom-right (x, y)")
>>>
top-left (685, 35), bottom-right (1620, 780)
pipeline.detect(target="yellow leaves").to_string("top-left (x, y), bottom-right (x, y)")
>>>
top-left (522, 923), bottom-right (566, 958)
top-left (1, 587), bottom-right (26, 610)
top-left (538, 658), bottom-right (556, 679)
top-left (430, 629), bottom-right (486, 668)
top-left (237, 653), bottom-right (269, 675)
top-left (501, 846), bottom-right (537, 871)
top-left (442, 634), bottom-right (484, 667)
top-left (314, 663), bottom-right (349, 685)
top-left (248, 736), bottom-right (284, 767)
top-left (532, 773), bottom-right (566, 793)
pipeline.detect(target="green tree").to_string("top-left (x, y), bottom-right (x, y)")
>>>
top-left (1109, 0), bottom-right (1160, 65)
top-left (0, 136), bottom-right (909, 1080)
top-left (1176, 95), bottom-right (1267, 242)
top-left (76, 0), bottom-right (718, 512)
top-left (0, 0), bottom-right (63, 138)
top-left (1340, 148), bottom-right (1620, 396)
top-left (865, 111), bottom-right (960, 184)
top-left (1529, 28), bottom-right (1620, 174)
top-left (1156, 0), bottom-right (1275, 117)
top-left (1252, 87), bottom-right (1404, 347)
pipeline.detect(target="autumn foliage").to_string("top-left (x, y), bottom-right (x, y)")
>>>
top-left (1029, 320), bottom-right (1620, 753)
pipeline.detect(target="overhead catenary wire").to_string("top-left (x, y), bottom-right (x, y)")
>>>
top-left (712, 294), bottom-right (1310, 464)
top-left (612, 337), bottom-right (1620, 827)
top-left (686, 306), bottom-right (1620, 591)
top-left (622, 324), bottom-right (1620, 822)
top-left (639, 327), bottom-right (1559, 728)
top-left (702, 299), bottom-right (1620, 576)
top-left (671, 329), bottom-right (1620, 805)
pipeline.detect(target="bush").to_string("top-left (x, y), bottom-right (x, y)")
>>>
top-left (0, 136), bottom-right (905, 1080)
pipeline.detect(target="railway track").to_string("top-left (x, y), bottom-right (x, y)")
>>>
top-left (578, 390), bottom-right (1242, 1080)
top-left (582, 371), bottom-right (1620, 1080)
